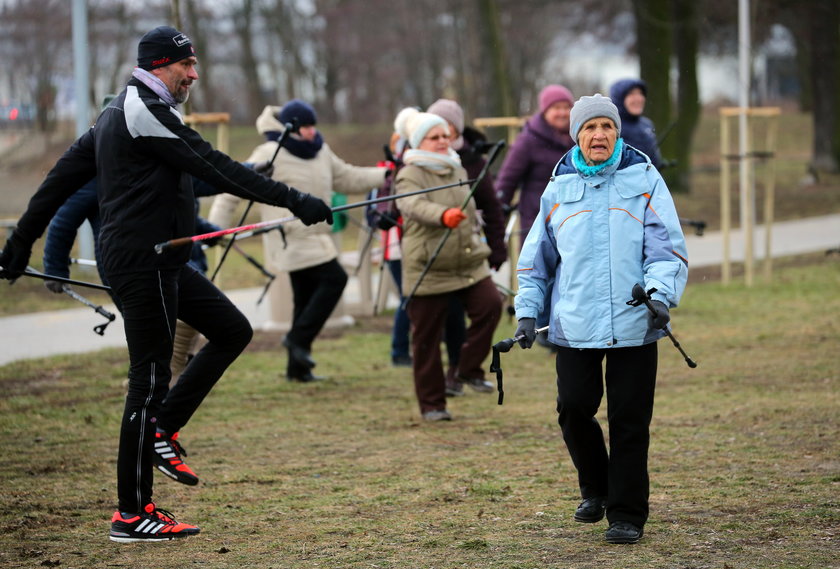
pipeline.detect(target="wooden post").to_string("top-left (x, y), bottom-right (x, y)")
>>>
top-left (474, 116), bottom-right (527, 146)
top-left (720, 110), bottom-right (732, 284)
top-left (182, 112), bottom-right (232, 285)
top-left (719, 107), bottom-right (779, 285)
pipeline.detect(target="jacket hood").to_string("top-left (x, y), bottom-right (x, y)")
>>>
top-left (610, 79), bottom-right (647, 121)
top-left (256, 105), bottom-right (284, 135)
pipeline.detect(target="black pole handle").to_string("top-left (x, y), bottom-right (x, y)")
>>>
top-left (629, 283), bottom-right (697, 368)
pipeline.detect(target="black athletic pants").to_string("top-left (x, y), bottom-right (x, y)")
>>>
top-left (554, 342), bottom-right (658, 528)
top-left (286, 258), bottom-right (348, 377)
top-left (108, 265), bottom-right (253, 513)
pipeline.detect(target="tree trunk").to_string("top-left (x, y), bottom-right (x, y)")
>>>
top-left (633, 0), bottom-right (672, 144)
top-left (808, 0), bottom-right (840, 172)
top-left (232, 0), bottom-right (266, 121)
top-left (477, 0), bottom-right (513, 118)
top-left (671, 0), bottom-right (700, 193)
top-left (184, 0), bottom-right (216, 112)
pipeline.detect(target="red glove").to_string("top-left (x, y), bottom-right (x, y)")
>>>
top-left (441, 208), bottom-right (467, 228)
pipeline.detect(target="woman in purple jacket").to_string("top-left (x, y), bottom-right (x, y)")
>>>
top-left (496, 84), bottom-right (575, 248)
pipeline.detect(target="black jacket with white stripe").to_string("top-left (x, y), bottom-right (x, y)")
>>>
top-left (15, 78), bottom-right (296, 276)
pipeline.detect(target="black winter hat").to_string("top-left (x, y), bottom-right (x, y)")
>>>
top-left (278, 99), bottom-right (317, 127)
top-left (137, 26), bottom-right (195, 70)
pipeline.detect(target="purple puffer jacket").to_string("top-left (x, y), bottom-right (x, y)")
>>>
top-left (495, 113), bottom-right (574, 244)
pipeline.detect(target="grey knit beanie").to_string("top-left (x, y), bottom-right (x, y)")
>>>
top-left (427, 98), bottom-right (465, 150)
top-left (569, 93), bottom-right (622, 142)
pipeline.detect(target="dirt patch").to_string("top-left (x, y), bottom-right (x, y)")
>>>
top-left (245, 313), bottom-right (395, 353)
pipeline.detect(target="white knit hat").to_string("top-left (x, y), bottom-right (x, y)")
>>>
top-left (394, 107), bottom-right (448, 149)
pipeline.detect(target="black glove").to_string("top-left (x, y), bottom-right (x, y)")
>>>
top-left (0, 230), bottom-right (32, 281)
top-left (488, 249), bottom-right (507, 271)
top-left (648, 300), bottom-right (671, 329)
top-left (44, 280), bottom-right (65, 293)
top-left (287, 188), bottom-right (333, 226)
top-left (515, 317), bottom-right (536, 349)
top-left (252, 160), bottom-right (275, 178)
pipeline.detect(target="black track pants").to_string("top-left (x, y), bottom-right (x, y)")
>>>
top-left (108, 265), bottom-right (253, 513)
top-left (286, 258), bottom-right (348, 377)
top-left (554, 342), bottom-right (658, 528)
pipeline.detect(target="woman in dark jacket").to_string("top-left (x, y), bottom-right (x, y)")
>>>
top-left (495, 84), bottom-right (575, 247)
top-left (609, 78), bottom-right (662, 170)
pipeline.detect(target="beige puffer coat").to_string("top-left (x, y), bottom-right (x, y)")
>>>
top-left (208, 106), bottom-right (386, 272)
top-left (396, 163), bottom-right (491, 297)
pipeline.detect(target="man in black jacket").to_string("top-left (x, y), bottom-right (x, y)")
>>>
top-left (0, 26), bottom-right (332, 543)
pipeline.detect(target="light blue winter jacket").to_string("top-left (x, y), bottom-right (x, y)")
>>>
top-left (514, 142), bottom-right (688, 348)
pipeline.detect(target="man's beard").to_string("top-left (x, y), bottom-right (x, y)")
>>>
top-left (174, 87), bottom-right (190, 105)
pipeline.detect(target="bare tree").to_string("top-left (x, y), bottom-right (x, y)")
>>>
top-left (0, 0), bottom-right (72, 131)
top-left (230, 0), bottom-right (267, 119)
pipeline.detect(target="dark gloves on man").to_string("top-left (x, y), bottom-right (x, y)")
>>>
top-left (0, 230), bottom-right (32, 281)
top-left (286, 188), bottom-right (333, 226)
top-left (648, 300), bottom-right (671, 329)
top-left (515, 317), bottom-right (536, 349)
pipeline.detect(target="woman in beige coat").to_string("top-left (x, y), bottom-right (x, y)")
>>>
top-left (209, 100), bottom-right (387, 381)
top-left (395, 108), bottom-right (503, 421)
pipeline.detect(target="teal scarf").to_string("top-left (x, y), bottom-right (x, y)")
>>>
top-left (572, 139), bottom-right (624, 177)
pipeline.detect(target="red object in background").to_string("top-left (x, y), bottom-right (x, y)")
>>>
top-left (8, 107), bottom-right (18, 121)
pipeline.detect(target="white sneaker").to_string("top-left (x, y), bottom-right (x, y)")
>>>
top-left (422, 410), bottom-right (452, 421)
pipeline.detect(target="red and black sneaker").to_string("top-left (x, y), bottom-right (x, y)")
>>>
top-left (153, 431), bottom-right (199, 486)
top-left (109, 502), bottom-right (200, 543)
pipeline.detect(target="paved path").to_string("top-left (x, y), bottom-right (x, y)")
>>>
top-left (1, 213), bottom-right (838, 366)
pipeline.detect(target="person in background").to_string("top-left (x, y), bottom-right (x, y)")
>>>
top-left (495, 84), bottom-right (575, 247)
top-left (513, 94), bottom-right (687, 544)
top-left (209, 100), bottom-right (388, 383)
top-left (0, 25), bottom-right (332, 542)
top-left (394, 108), bottom-right (503, 422)
top-left (368, 129), bottom-right (413, 367)
top-left (609, 78), bottom-right (662, 170)
top-left (426, 98), bottom-right (506, 396)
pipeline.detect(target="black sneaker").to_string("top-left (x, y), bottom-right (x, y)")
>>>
top-left (109, 503), bottom-right (200, 543)
top-left (153, 431), bottom-right (199, 486)
top-left (391, 355), bottom-right (413, 367)
top-left (574, 496), bottom-right (607, 523)
top-left (605, 521), bottom-right (644, 544)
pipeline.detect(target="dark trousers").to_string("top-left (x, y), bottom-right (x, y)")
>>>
top-left (108, 265), bottom-right (253, 513)
top-left (387, 259), bottom-right (466, 370)
top-left (287, 258), bottom-right (348, 376)
top-left (406, 277), bottom-right (502, 413)
top-left (554, 342), bottom-right (658, 528)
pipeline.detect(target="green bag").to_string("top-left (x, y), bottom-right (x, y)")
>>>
top-left (331, 193), bottom-right (347, 232)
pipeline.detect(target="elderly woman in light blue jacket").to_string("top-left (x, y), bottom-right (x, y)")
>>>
top-left (513, 94), bottom-right (687, 545)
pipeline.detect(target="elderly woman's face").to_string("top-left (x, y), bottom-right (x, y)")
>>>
top-left (418, 124), bottom-right (451, 154)
top-left (543, 100), bottom-right (572, 132)
top-left (578, 117), bottom-right (618, 164)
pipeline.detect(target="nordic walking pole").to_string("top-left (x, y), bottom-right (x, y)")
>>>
top-left (216, 240), bottom-right (276, 305)
top-left (401, 140), bottom-right (506, 310)
top-left (154, 179), bottom-right (475, 254)
top-left (6, 267), bottom-right (112, 291)
top-left (628, 283), bottom-right (697, 368)
top-left (209, 118), bottom-right (300, 282)
top-left (60, 285), bottom-right (116, 335)
top-left (489, 324), bottom-right (549, 405)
